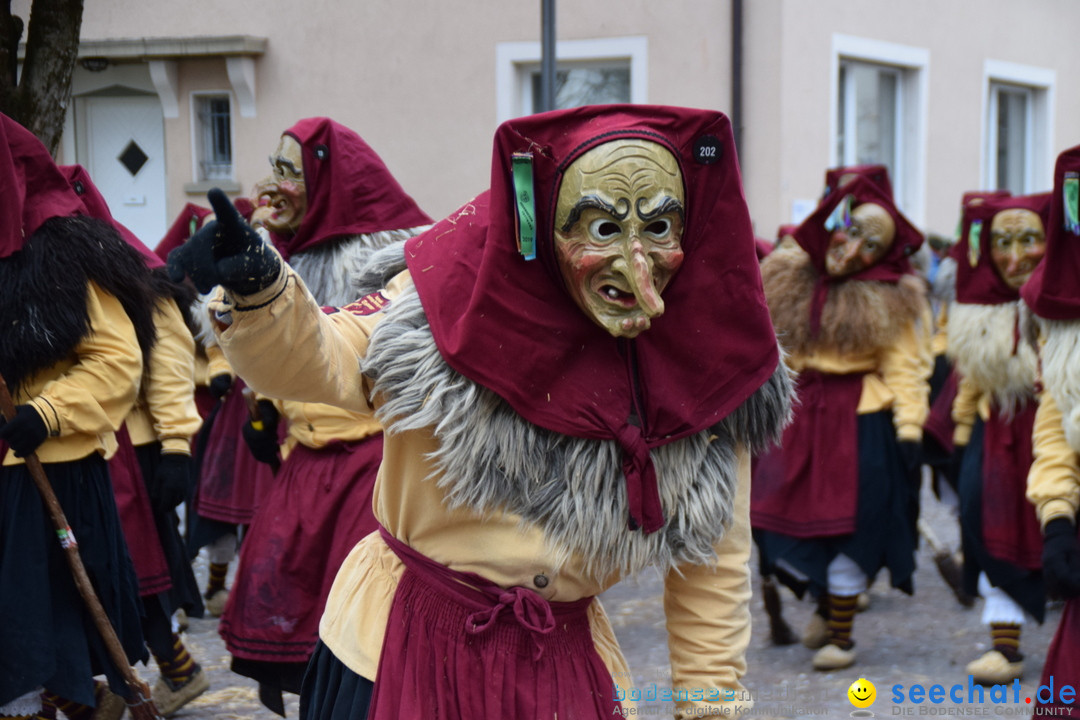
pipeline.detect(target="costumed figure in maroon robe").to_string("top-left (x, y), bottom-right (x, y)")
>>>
top-left (217, 117), bottom-right (432, 715)
top-left (947, 191), bottom-right (1051, 684)
top-left (752, 175), bottom-right (933, 671)
top-left (0, 114), bottom-right (151, 720)
top-left (167, 105), bottom-right (793, 720)
top-left (1021, 144), bottom-right (1080, 715)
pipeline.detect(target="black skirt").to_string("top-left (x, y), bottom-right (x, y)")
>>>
top-left (0, 454), bottom-right (147, 707)
top-left (299, 642), bottom-right (373, 720)
top-left (958, 419), bottom-right (1045, 622)
top-left (754, 410), bottom-right (918, 598)
top-left (133, 443), bottom-right (204, 619)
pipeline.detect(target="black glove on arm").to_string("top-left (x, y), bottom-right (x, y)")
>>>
top-left (167, 188), bottom-right (282, 295)
top-left (897, 440), bottom-right (923, 478)
top-left (209, 373), bottom-right (233, 400)
top-left (0, 405), bottom-right (49, 458)
top-left (242, 400), bottom-right (281, 466)
top-left (1043, 517), bottom-right (1080, 599)
top-left (152, 452), bottom-right (193, 514)
top-left (947, 443), bottom-right (968, 488)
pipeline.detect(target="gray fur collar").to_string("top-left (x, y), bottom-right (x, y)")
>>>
top-left (288, 227), bottom-right (429, 306)
top-left (359, 244), bottom-right (793, 579)
top-left (947, 301), bottom-right (1037, 414)
top-left (1035, 316), bottom-right (1080, 453)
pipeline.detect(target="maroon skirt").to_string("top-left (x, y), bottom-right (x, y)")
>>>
top-left (981, 402), bottom-right (1043, 570)
top-left (367, 528), bottom-right (621, 720)
top-left (219, 436), bottom-right (382, 663)
top-left (751, 370), bottom-right (864, 537)
top-left (195, 380), bottom-right (275, 525)
top-left (1038, 592), bottom-right (1079, 712)
top-left (109, 425), bottom-right (171, 596)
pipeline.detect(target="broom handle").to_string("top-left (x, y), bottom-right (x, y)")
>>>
top-left (0, 376), bottom-right (163, 719)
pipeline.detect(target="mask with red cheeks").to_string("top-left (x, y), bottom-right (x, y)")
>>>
top-left (989, 208), bottom-right (1046, 289)
top-left (553, 139), bottom-right (686, 338)
top-left (252, 134), bottom-right (308, 234)
top-left (824, 202), bottom-right (895, 278)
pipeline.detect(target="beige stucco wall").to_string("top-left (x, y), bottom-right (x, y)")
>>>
top-left (20, 0), bottom-right (736, 232)
top-left (744, 0), bottom-right (1080, 239)
top-left (14, 0), bottom-right (1080, 243)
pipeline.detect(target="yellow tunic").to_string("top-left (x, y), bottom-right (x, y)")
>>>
top-left (1028, 391), bottom-right (1080, 529)
top-left (213, 264), bottom-right (756, 718)
top-left (4, 282), bottom-right (143, 466)
top-left (124, 297), bottom-right (202, 453)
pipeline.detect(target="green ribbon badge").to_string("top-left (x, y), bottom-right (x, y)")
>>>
top-left (511, 152), bottom-right (537, 260)
top-left (824, 194), bottom-right (854, 232)
top-left (1064, 171), bottom-right (1079, 236)
top-left (968, 219), bottom-right (983, 268)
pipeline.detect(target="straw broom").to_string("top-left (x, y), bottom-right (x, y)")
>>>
top-left (0, 375), bottom-right (164, 719)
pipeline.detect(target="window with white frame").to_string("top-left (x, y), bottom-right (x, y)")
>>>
top-left (496, 37), bottom-right (647, 123)
top-left (830, 35), bottom-right (928, 225)
top-left (837, 60), bottom-right (900, 186)
top-left (982, 61), bottom-right (1054, 195)
top-left (193, 93), bottom-right (233, 182)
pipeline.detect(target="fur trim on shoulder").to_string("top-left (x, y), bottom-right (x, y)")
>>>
top-left (1037, 317), bottom-right (1080, 453)
top-left (0, 216), bottom-right (160, 389)
top-left (288, 226), bottom-right (428, 307)
top-left (946, 302), bottom-right (1037, 415)
top-left (361, 284), bottom-right (793, 580)
top-left (761, 249), bottom-right (928, 357)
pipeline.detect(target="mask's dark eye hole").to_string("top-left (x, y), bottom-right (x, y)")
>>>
top-left (644, 219), bottom-right (671, 237)
top-left (590, 219), bottom-right (621, 239)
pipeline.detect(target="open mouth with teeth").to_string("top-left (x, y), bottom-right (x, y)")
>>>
top-left (596, 283), bottom-right (637, 308)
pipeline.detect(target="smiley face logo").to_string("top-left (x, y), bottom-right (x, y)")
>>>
top-left (848, 678), bottom-right (876, 708)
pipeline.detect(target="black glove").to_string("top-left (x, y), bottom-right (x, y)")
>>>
top-left (1043, 517), bottom-right (1080, 599)
top-left (209, 373), bottom-right (233, 400)
top-left (241, 400), bottom-right (281, 466)
top-left (0, 405), bottom-right (49, 458)
top-left (897, 440), bottom-right (922, 478)
top-left (167, 187), bottom-right (281, 295)
top-left (946, 443), bottom-right (968, 488)
top-left (152, 453), bottom-right (192, 514)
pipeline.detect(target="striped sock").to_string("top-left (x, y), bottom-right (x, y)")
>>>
top-left (205, 562), bottom-right (228, 597)
top-left (826, 593), bottom-right (859, 650)
top-left (990, 623), bottom-right (1022, 661)
top-left (153, 633), bottom-right (199, 687)
top-left (33, 691), bottom-right (56, 720)
top-left (40, 693), bottom-right (91, 720)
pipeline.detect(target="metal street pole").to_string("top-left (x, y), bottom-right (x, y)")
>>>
top-left (539, 0), bottom-right (556, 113)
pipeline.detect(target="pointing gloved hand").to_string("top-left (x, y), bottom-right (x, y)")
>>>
top-left (1042, 517), bottom-right (1080, 599)
top-left (242, 399), bottom-right (281, 466)
top-left (0, 405), bottom-right (49, 458)
top-left (152, 452), bottom-right (193, 514)
top-left (167, 187), bottom-right (282, 295)
top-left (209, 373), bottom-right (233, 400)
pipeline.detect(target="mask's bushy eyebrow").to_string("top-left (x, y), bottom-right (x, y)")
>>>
top-left (560, 195), bottom-right (627, 232)
top-left (637, 196), bottom-right (684, 222)
top-left (269, 154), bottom-right (302, 177)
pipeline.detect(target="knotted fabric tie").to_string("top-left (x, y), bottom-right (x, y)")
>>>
top-left (466, 585), bottom-right (556, 660)
top-left (378, 526), bottom-right (559, 659)
top-left (615, 423), bottom-right (664, 534)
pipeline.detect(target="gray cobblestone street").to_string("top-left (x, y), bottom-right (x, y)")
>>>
top-left (158, 476), bottom-right (1061, 719)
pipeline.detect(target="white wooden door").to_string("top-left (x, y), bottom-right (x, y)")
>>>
top-left (84, 95), bottom-right (168, 245)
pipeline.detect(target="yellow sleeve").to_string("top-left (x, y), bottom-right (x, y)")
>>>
top-left (664, 447), bottom-right (753, 717)
top-left (204, 341), bottom-right (233, 380)
top-left (1028, 391), bottom-right (1080, 528)
top-left (211, 259), bottom-right (407, 413)
top-left (27, 282), bottom-right (142, 438)
top-left (878, 307), bottom-right (933, 441)
top-left (144, 298), bottom-right (202, 454)
top-left (950, 374), bottom-right (981, 447)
